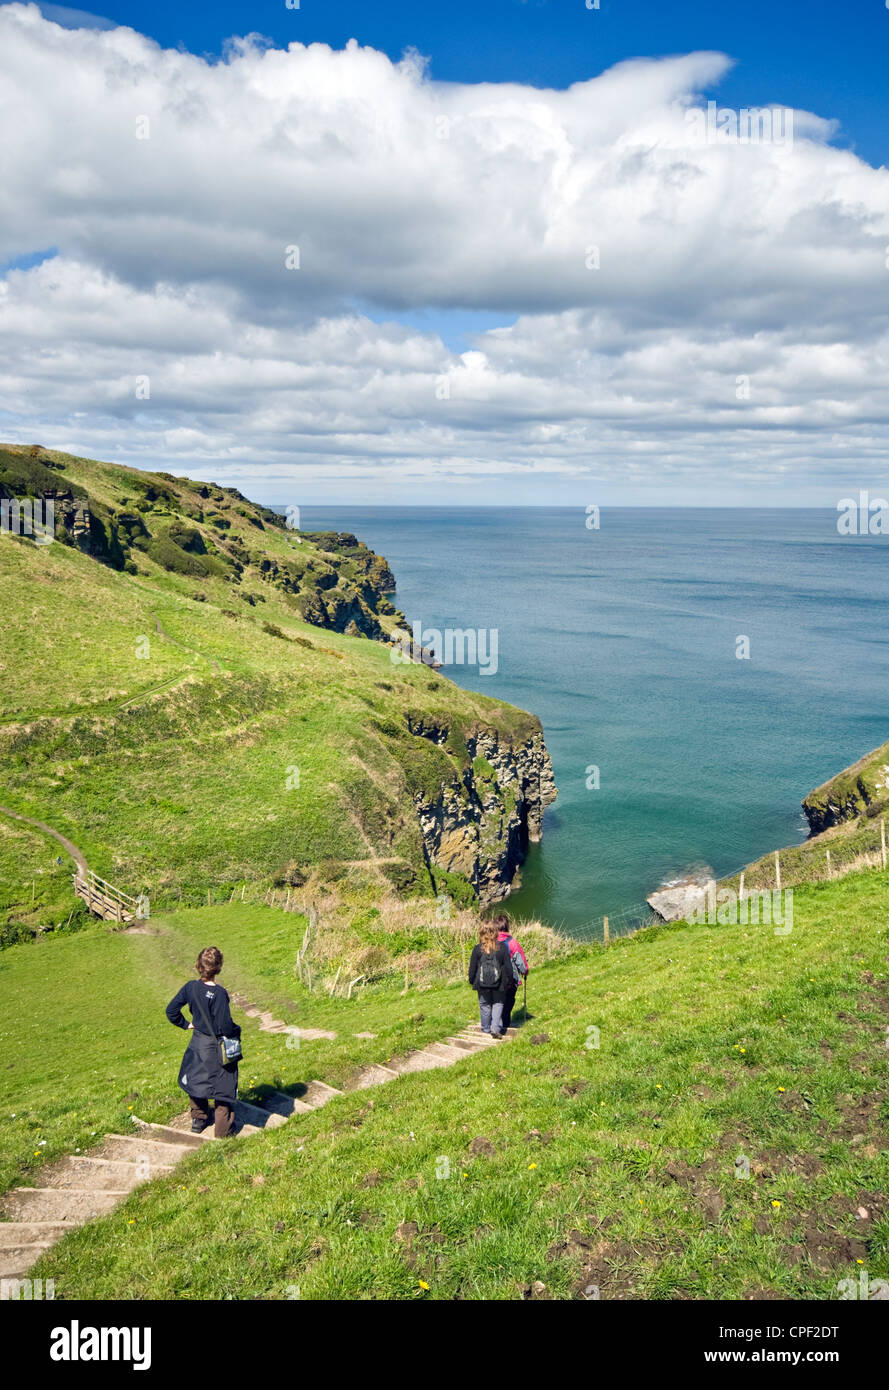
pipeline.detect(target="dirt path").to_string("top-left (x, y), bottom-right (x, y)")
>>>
top-left (117, 671), bottom-right (194, 710)
top-left (153, 615), bottom-right (222, 673)
top-left (0, 805), bottom-right (88, 876)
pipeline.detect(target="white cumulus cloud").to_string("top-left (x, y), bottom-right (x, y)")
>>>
top-left (1, 3), bottom-right (888, 502)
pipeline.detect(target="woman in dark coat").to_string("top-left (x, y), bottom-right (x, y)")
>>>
top-left (467, 922), bottom-right (514, 1038)
top-left (166, 946), bottom-right (241, 1137)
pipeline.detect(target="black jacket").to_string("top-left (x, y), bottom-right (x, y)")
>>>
top-left (468, 942), bottom-right (513, 1001)
top-left (166, 979), bottom-right (241, 1104)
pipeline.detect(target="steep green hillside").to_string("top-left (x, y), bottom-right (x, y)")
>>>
top-left (0, 445), bottom-right (556, 944)
top-left (5, 869), bottom-right (887, 1300)
top-left (0, 443), bottom-right (398, 643)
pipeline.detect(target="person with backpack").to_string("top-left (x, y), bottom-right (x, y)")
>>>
top-left (165, 946), bottom-right (242, 1137)
top-left (468, 922), bottom-right (514, 1037)
top-left (494, 912), bottom-right (528, 1030)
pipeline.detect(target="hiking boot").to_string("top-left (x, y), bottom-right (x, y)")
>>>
top-left (191, 1117), bottom-right (212, 1133)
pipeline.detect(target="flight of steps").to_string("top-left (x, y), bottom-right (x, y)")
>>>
top-left (0, 1021), bottom-right (516, 1290)
top-left (353, 1024), bottom-right (517, 1083)
top-left (229, 993), bottom-right (336, 1042)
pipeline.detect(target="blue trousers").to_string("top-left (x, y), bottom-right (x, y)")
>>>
top-left (478, 989), bottom-right (505, 1036)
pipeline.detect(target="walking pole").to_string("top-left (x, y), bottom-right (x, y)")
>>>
top-left (523, 975), bottom-right (527, 1020)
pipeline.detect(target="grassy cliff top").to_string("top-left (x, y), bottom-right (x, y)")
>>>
top-left (0, 444), bottom-right (543, 939)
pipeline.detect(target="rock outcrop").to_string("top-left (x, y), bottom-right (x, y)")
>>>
top-left (800, 740), bottom-right (889, 835)
top-left (412, 724), bottom-right (557, 905)
top-left (647, 878), bottom-right (714, 922)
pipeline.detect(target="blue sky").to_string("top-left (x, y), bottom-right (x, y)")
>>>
top-left (73, 0), bottom-right (889, 168)
top-left (3, 2), bottom-right (888, 503)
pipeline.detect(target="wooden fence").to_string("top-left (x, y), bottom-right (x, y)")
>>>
top-left (73, 870), bottom-right (143, 924)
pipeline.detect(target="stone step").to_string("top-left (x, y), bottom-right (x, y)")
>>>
top-left (0, 1223), bottom-right (77, 1256)
top-left (455, 1031), bottom-right (499, 1046)
top-left (0, 1244), bottom-right (54, 1279)
top-left (0, 1221), bottom-right (77, 1248)
top-left (391, 1049), bottom-right (452, 1074)
top-left (258, 1090), bottom-right (315, 1119)
top-left (423, 1041), bottom-right (467, 1063)
top-left (98, 1134), bottom-right (195, 1165)
top-left (234, 1099), bottom-right (287, 1131)
top-left (261, 1023), bottom-right (292, 1034)
top-left (464, 1023), bottom-right (518, 1037)
top-left (3, 1188), bottom-right (128, 1224)
top-left (165, 1115), bottom-right (216, 1143)
top-left (140, 1121), bottom-right (206, 1149)
top-left (45, 1156), bottom-right (170, 1191)
top-left (351, 1063), bottom-right (400, 1090)
top-left (300, 1080), bottom-right (342, 1109)
top-left (444, 1036), bottom-right (489, 1052)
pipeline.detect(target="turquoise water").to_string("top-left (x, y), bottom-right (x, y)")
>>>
top-left (302, 507), bottom-right (889, 933)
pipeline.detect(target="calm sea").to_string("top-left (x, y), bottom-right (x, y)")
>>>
top-left (299, 507), bottom-right (889, 935)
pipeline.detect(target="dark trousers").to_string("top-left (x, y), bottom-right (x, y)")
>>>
top-left (188, 1094), bottom-right (234, 1138)
top-left (502, 985), bottom-right (518, 1030)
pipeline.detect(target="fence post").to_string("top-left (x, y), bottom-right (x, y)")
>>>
top-left (602, 915), bottom-right (610, 946)
top-left (826, 848), bottom-right (832, 879)
top-left (739, 871), bottom-right (745, 901)
top-left (882, 819), bottom-right (886, 871)
top-left (774, 851), bottom-right (781, 892)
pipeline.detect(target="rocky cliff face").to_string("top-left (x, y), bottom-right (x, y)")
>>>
top-left (802, 740), bottom-right (889, 835)
top-left (411, 722), bottom-right (557, 905)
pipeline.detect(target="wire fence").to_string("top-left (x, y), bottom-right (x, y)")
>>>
top-left (152, 815), bottom-right (889, 983)
top-left (720, 816), bottom-right (887, 894)
top-left (556, 901), bottom-right (660, 946)
top-left (559, 816), bottom-right (889, 947)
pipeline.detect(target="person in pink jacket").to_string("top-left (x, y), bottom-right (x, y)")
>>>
top-left (493, 912), bottom-right (528, 1030)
